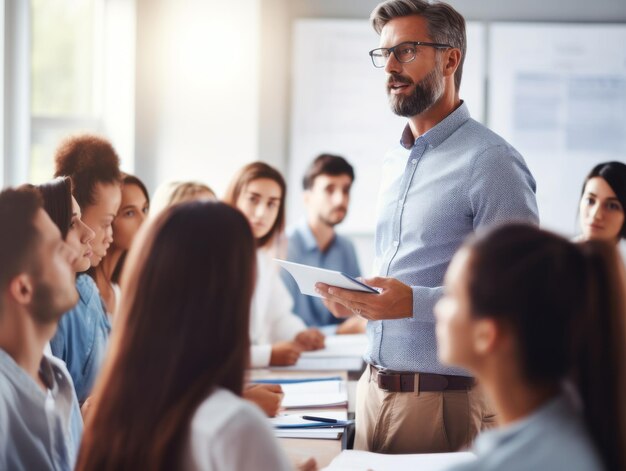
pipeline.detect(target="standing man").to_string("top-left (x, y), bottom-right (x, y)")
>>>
top-left (316, 0), bottom-right (539, 454)
top-left (282, 154), bottom-right (365, 334)
top-left (0, 187), bottom-right (83, 470)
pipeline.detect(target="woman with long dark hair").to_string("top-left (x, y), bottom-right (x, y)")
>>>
top-left (435, 224), bottom-right (626, 470)
top-left (36, 177), bottom-right (105, 404)
top-left (224, 162), bottom-right (325, 367)
top-left (578, 161), bottom-right (626, 243)
top-left (75, 201), bottom-right (292, 470)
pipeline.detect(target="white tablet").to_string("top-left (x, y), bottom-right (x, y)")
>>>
top-left (276, 259), bottom-right (379, 298)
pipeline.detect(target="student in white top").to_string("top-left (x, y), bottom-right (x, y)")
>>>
top-left (435, 224), bottom-right (626, 471)
top-left (577, 161), bottom-right (626, 245)
top-left (75, 201), bottom-right (300, 471)
top-left (225, 162), bottom-right (325, 367)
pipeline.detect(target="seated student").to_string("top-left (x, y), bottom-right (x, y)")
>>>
top-left (435, 224), bottom-right (625, 471)
top-left (282, 154), bottom-right (365, 334)
top-left (36, 177), bottom-right (95, 356)
top-left (224, 162), bottom-right (325, 367)
top-left (0, 187), bottom-right (83, 471)
top-left (578, 161), bottom-right (626, 244)
top-left (50, 134), bottom-right (122, 402)
top-left (150, 180), bottom-right (216, 216)
top-left (75, 201), bottom-right (294, 471)
top-left (149, 177), bottom-right (283, 414)
top-left (95, 173), bottom-right (150, 313)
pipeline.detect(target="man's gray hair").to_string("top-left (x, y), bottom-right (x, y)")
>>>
top-left (370, 0), bottom-right (466, 91)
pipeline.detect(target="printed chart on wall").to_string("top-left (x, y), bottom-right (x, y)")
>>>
top-left (488, 23), bottom-right (626, 236)
top-left (288, 19), bottom-right (486, 234)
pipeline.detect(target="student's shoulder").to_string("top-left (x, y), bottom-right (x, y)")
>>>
top-left (190, 388), bottom-right (267, 437)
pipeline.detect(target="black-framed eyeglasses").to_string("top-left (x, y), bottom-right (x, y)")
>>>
top-left (369, 41), bottom-right (453, 68)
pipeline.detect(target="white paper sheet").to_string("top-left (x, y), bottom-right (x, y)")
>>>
top-left (323, 450), bottom-right (477, 470)
top-left (280, 380), bottom-right (348, 409)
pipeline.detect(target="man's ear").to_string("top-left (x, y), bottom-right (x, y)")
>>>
top-left (442, 48), bottom-right (461, 79)
top-left (8, 274), bottom-right (34, 306)
top-left (473, 318), bottom-right (499, 355)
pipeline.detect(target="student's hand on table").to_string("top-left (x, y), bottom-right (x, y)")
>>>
top-left (243, 383), bottom-right (284, 417)
top-left (316, 276), bottom-right (413, 321)
top-left (270, 341), bottom-right (302, 366)
top-left (295, 328), bottom-right (325, 350)
top-left (80, 396), bottom-right (94, 420)
top-left (297, 457), bottom-right (318, 471)
top-left (336, 315), bottom-right (367, 334)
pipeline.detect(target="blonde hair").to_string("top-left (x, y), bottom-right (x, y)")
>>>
top-left (150, 181), bottom-right (216, 217)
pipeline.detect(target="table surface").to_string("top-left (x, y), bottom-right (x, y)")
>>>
top-left (249, 369), bottom-right (352, 469)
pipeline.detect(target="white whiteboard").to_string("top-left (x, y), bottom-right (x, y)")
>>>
top-left (488, 23), bottom-right (626, 236)
top-left (287, 19), bottom-right (486, 234)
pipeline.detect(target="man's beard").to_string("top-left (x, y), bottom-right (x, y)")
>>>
top-left (31, 280), bottom-right (66, 324)
top-left (319, 207), bottom-right (347, 227)
top-left (387, 65), bottom-right (444, 117)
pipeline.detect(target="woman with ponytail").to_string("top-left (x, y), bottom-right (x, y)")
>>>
top-left (435, 223), bottom-right (626, 471)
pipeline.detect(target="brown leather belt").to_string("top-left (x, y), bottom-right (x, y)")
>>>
top-left (369, 364), bottom-right (474, 393)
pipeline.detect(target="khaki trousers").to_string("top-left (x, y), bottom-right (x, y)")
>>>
top-left (354, 366), bottom-right (495, 454)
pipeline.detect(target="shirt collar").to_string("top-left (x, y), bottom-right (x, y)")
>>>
top-left (400, 101), bottom-right (470, 150)
top-left (297, 219), bottom-right (320, 252)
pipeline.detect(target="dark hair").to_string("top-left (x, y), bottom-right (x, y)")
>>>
top-left (53, 134), bottom-right (122, 209)
top-left (465, 223), bottom-right (626, 471)
top-left (370, 0), bottom-right (466, 91)
top-left (36, 177), bottom-right (73, 240)
top-left (75, 201), bottom-right (256, 471)
top-left (0, 187), bottom-right (44, 312)
top-left (223, 161), bottom-right (287, 248)
top-left (581, 161), bottom-right (626, 239)
top-left (302, 154), bottom-right (355, 190)
top-left (111, 173), bottom-right (151, 284)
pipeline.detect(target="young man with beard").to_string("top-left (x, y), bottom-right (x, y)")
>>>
top-left (0, 187), bottom-right (83, 470)
top-left (282, 154), bottom-right (365, 334)
top-left (316, 0), bottom-right (539, 454)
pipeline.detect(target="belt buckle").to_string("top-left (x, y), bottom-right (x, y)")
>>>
top-left (377, 371), bottom-right (401, 392)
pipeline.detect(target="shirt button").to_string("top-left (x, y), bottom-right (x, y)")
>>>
top-left (411, 159), bottom-right (417, 164)
top-left (376, 325), bottom-right (382, 333)
top-left (393, 240), bottom-right (399, 247)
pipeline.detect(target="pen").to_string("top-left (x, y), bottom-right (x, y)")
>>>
top-left (301, 415), bottom-right (340, 424)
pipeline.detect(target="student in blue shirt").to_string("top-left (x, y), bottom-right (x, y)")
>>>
top-left (50, 135), bottom-right (122, 404)
top-left (282, 154), bottom-right (365, 334)
top-left (0, 187), bottom-right (83, 471)
top-left (435, 224), bottom-right (626, 471)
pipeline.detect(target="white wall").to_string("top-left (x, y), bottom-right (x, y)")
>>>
top-left (135, 0), bottom-right (263, 197)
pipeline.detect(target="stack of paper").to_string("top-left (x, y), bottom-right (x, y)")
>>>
top-left (271, 411), bottom-right (349, 440)
top-left (280, 379), bottom-right (348, 409)
top-left (323, 450), bottom-right (477, 470)
top-left (273, 334), bottom-right (368, 372)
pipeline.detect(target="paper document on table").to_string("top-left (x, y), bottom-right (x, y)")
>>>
top-left (273, 356), bottom-right (364, 372)
top-left (300, 334), bottom-right (367, 359)
top-left (281, 379), bottom-right (348, 409)
top-left (275, 428), bottom-right (344, 439)
top-left (323, 450), bottom-right (477, 470)
top-left (275, 259), bottom-right (378, 297)
top-left (270, 411), bottom-right (349, 428)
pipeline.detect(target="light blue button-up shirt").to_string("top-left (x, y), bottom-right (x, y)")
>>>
top-left (282, 219), bottom-right (361, 330)
top-left (50, 274), bottom-right (111, 403)
top-left (0, 350), bottom-right (83, 471)
top-left (367, 103), bottom-right (539, 375)
top-left (447, 393), bottom-right (603, 471)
